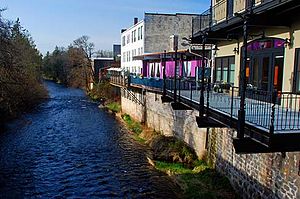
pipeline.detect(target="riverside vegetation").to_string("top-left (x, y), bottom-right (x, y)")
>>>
top-left (112, 109), bottom-right (237, 199)
top-left (0, 12), bottom-right (47, 122)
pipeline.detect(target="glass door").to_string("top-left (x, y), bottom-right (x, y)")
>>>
top-left (250, 53), bottom-right (272, 91)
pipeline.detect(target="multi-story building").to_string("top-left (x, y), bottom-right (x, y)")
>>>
top-left (121, 13), bottom-right (200, 75)
top-left (190, 0), bottom-right (300, 198)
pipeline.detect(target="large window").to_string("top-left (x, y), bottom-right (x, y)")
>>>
top-left (294, 49), bottom-right (300, 92)
top-left (215, 56), bottom-right (235, 84)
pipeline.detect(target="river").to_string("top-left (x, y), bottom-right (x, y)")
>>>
top-left (0, 81), bottom-right (181, 198)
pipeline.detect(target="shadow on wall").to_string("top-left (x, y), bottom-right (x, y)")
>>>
top-left (207, 128), bottom-right (300, 199)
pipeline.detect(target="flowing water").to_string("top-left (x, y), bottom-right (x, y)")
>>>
top-left (0, 81), bottom-right (181, 199)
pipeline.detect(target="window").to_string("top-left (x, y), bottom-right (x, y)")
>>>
top-left (140, 26), bottom-right (143, 40)
top-left (123, 52), bottom-right (126, 62)
top-left (127, 34), bottom-right (130, 44)
top-left (294, 49), bottom-right (300, 92)
top-left (138, 27), bottom-right (141, 40)
top-left (134, 30), bottom-right (137, 42)
top-left (214, 56), bottom-right (235, 84)
top-left (122, 36), bottom-right (125, 46)
top-left (129, 51), bottom-right (131, 61)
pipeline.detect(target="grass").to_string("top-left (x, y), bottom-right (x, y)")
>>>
top-left (122, 114), bottom-right (143, 140)
top-left (106, 102), bottom-right (121, 113)
top-left (154, 160), bottom-right (236, 199)
top-left (155, 161), bottom-right (194, 174)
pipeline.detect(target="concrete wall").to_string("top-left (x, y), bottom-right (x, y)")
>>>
top-left (121, 89), bottom-right (207, 158)
top-left (208, 128), bottom-right (300, 199)
top-left (144, 13), bottom-right (198, 53)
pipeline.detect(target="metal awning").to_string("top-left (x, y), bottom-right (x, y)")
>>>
top-left (133, 49), bottom-right (210, 61)
top-left (107, 67), bottom-right (123, 72)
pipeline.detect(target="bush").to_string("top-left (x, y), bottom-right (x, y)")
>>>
top-left (89, 81), bottom-right (120, 102)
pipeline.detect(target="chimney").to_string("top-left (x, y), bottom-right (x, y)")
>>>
top-left (134, 17), bottom-right (138, 25)
top-left (121, 29), bottom-right (127, 33)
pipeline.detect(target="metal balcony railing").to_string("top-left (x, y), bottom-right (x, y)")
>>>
top-left (211, 0), bottom-right (289, 25)
top-left (130, 76), bottom-right (163, 90)
top-left (192, 8), bottom-right (211, 37)
top-left (165, 79), bottom-right (300, 133)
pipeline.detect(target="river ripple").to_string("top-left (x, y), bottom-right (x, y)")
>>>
top-left (0, 81), bottom-right (181, 199)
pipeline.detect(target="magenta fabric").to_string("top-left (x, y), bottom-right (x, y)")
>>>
top-left (142, 59), bottom-right (204, 79)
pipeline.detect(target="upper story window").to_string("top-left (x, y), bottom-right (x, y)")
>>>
top-left (133, 30), bottom-right (137, 42)
top-left (122, 36), bottom-right (125, 46)
top-left (127, 34), bottom-right (130, 44)
top-left (140, 26), bottom-right (143, 40)
top-left (138, 27), bottom-right (141, 40)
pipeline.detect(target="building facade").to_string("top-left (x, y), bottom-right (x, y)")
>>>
top-left (121, 13), bottom-right (200, 75)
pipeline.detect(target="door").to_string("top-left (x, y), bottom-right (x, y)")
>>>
top-left (250, 53), bottom-right (272, 91)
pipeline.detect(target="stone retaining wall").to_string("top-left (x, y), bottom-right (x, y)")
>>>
top-left (208, 128), bottom-right (300, 199)
top-left (120, 89), bottom-right (300, 198)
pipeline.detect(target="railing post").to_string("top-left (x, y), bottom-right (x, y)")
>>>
top-left (190, 82), bottom-right (193, 100)
top-left (270, 89), bottom-right (277, 136)
top-left (163, 50), bottom-right (167, 97)
top-left (230, 86), bottom-right (234, 127)
top-left (237, 17), bottom-right (248, 139)
top-left (174, 47), bottom-right (178, 102)
top-left (199, 35), bottom-right (206, 118)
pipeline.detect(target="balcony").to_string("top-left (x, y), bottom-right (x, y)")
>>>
top-left (192, 0), bottom-right (292, 37)
top-left (164, 79), bottom-right (300, 153)
top-left (211, 0), bottom-right (291, 24)
top-left (192, 9), bottom-right (211, 38)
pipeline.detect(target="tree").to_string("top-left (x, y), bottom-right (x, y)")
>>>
top-left (71, 35), bottom-right (95, 91)
top-left (0, 12), bottom-right (47, 121)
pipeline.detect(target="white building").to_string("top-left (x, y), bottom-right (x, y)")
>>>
top-left (121, 13), bottom-right (200, 75)
top-left (121, 17), bottom-right (144, 74)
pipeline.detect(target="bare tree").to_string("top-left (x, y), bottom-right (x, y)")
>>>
top-left (71, 36), bottom-right (95, 91)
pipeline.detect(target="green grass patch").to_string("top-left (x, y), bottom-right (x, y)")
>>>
top-left (106, 102), bottom-right (121, 113)
top-left (154, 160), bottom-right (236, 199)
top-left (122, 114), bottom-right (143, 135)
top-left (155, 161), bottom-right (193, 174)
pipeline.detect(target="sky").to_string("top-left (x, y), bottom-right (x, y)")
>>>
top-left (1, 0), bottom-right (210, 55)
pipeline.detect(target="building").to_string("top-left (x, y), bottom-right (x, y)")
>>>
top-left (92, 58), bottom-right (114, 83)
top-left (121, 13), bottom-right (201, 75)
top-left (113, 44), bottom-right (121, 61)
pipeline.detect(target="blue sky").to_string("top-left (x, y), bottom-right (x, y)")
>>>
top-left (1, 0), bottom-right (210, 55)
